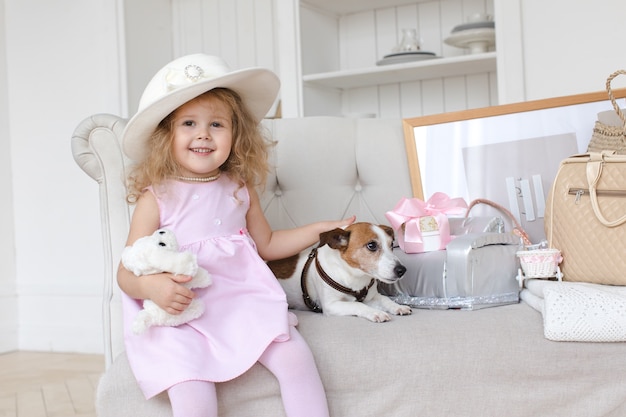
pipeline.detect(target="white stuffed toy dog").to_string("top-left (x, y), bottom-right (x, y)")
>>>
top-left (121, 228), bottom-right (212, 334)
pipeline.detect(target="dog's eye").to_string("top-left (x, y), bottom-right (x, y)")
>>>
top-left (366, 241), bottom-right (378, 251)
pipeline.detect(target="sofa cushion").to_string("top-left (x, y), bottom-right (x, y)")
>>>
top-left (97, 305), bottom-right (626, 417)
top-left (260, 117), bottom-right (413, 229)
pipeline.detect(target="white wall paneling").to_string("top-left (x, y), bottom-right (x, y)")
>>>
top-left (172, 0), bottom-right (206, 56)
top-left (170, 0), bottom-right (277, 72)
top-left (167, 0), bottom-right (280, 116)
top-left (0, 0), bottom-right (17, 353)
top-left (124, 0), bottom-right (172, 115)
top-left (275, 0), bottom-right (304, 117)
top-left (125, 0), bottom-right (280, 118)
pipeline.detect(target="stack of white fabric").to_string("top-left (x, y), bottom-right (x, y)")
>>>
top-left (521, 279), bottom-right (626, 342)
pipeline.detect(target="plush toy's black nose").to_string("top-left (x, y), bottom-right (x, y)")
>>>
top-left (158, 242), bottom-right (166, 247)
top-left (395, 264), bottom-right (407, 278)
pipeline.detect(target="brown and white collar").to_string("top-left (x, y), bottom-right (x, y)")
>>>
top-left (300, 246), bottom-right (375, 313)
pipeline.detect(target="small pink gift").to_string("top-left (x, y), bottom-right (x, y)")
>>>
top-left (385, 193), bottom-right (468, 253)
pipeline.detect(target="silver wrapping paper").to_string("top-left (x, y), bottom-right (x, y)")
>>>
top-left (380, 217), bottom-right (522, 310)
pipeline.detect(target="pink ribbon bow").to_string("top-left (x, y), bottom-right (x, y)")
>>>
top-left (385, 193), bottom-right (468, 252)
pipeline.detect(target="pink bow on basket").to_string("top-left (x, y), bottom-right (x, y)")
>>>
top-left (385, 193), bottom-right (468, 253)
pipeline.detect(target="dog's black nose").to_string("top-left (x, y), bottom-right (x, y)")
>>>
top-left (395, 264), bottom-right (407, 278)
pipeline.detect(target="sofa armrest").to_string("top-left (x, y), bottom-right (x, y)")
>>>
top-left (71, 113), bottom-right (130, 366)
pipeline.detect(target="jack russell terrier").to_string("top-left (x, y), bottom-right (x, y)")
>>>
top-left (268, 222), bottom-right (412, 322)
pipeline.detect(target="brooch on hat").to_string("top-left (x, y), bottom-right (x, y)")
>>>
top-left (184, 64), bottom-right (204, 82)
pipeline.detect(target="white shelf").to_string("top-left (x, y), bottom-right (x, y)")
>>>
top-left (302, 52), bottom-right (497, 89)
top-left (301, 0), bottom-right (431, 15)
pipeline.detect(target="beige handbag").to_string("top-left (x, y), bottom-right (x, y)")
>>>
top-left (586, 70), bottom-right (626, 154)
top-left (545, 152), bottom-right (626, 285)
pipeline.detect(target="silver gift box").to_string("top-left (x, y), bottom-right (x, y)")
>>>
top-left (381, 217), bottom-right (522, 310)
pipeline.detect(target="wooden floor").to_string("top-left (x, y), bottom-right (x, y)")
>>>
top-left (0, 351), bottom-right (104, 417)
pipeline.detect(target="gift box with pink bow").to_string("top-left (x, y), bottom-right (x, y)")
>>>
top-left (385, 193), bottom-right (468, 253)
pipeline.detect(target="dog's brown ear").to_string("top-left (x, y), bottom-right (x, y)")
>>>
top-left (379, 225), bottom-right (395, 239)
top-left (318, 228), bottom-right (351, 251)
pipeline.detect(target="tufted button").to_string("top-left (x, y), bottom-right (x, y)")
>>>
top-left (214, 218), bottom-right (222, 226)
top-left (354, 183), bottom-right (362, 192)
top-left (192, 194), bottom-right (200, 200)
top-left (274, 188), bottom-right (283, 196)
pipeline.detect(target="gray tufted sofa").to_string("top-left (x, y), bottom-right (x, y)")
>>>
top-left (72, 114), bottom-right (626, 417)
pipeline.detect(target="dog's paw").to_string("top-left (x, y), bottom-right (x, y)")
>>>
top-left (367, 311), bottom-right (391, 323)
top-left (393, 305), bottom-right (412, 316)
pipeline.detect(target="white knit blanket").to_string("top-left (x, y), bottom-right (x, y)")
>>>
top-left (521, 279), bottom-right (626, 342)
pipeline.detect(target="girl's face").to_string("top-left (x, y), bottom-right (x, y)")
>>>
top-left (170, 94), bottom-right (233, 178)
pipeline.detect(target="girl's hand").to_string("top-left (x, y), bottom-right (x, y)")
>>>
top-left (327, 215), bottom-right (356, 230)
top-left (142, 273), bottom-right (196, 315)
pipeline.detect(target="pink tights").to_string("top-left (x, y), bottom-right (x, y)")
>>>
top-left (167, 327), bottom-right (330, 417)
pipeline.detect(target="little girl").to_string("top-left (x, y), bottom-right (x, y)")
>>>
top-left (117, 53), bottom-right (354, 417)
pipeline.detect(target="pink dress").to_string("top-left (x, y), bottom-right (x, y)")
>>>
top-left (122, 175), bottom-right (293, 399)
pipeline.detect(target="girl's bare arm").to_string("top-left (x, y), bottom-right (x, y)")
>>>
top-left (245, 187), bottom-right (355, 261)
top-left (117, 191), bottom-right (195, 314)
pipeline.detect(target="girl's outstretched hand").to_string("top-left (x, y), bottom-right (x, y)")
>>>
top-left (338, 215), bottom-right (357, 229)
top-left (322, 215), bottom-right (357, 231)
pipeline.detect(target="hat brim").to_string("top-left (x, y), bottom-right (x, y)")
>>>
top-left (122, 67), bottom-right (279, 162)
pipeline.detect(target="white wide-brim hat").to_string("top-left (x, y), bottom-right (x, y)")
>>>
top-left (122, 53), bottom-right (280, 161)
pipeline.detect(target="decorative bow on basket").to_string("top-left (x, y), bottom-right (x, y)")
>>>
top-left (386, 192), bottom-right (468, 253)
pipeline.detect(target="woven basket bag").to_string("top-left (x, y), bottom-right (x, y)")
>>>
top-left (587, 70), bottom-right (626, 154)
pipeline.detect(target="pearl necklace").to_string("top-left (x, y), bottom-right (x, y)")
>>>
top-left (174, 171), bottom-right (221, 182)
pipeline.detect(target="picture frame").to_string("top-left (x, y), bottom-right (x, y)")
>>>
top-left (402, 88), bottom-right (626, 242)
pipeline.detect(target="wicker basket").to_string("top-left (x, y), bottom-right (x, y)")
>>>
top-left (516, 249), bottom-right (562, 278)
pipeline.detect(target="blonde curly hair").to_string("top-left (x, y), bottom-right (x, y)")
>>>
top-left (126, 88), bottom-right (272, 203)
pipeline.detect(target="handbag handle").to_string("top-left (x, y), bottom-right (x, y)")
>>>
top-left (586, 152), bottom-right (626, 227)
top-left (465, 198), bottom-right (532, 245)
top-left (606, 70), bottom-right (626, 129)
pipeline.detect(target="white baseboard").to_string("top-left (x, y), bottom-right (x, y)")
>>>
top-left (0, 293), bottom-right (18, 353)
